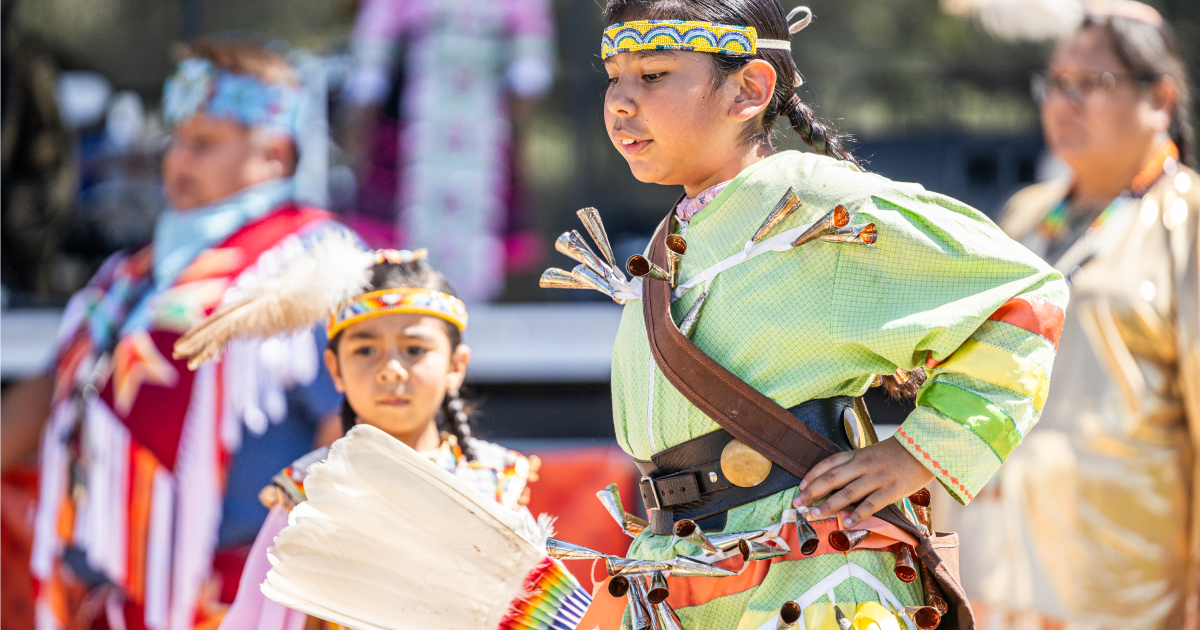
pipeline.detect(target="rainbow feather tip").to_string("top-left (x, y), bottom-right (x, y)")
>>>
top-left (500, 558), bottom-right (593, 630)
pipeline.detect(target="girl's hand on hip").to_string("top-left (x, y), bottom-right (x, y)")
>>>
top-left (790, 436), bottom-right (934, 528)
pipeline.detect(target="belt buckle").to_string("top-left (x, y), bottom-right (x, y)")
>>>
top-left (639, 476), bottom-right (662, 511)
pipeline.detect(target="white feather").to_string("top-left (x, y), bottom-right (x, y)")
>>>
top-left (261, 425), bottom-right (551, 630)
top-left (174, 231), bottom-right (374, 369)
top-left (942, 0), bottom-right (1084, 41)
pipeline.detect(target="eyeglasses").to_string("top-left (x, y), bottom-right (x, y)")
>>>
top-left (1031, 71), bottom-right (1156, 105)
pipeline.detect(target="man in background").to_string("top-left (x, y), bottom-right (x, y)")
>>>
top-left (2, 41), bottom-right (346, 630)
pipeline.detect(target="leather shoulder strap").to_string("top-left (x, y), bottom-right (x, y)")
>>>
top-left (640, 210), bottom-right (975, 629)
top-left (642, 213), bottom-right (842, 477)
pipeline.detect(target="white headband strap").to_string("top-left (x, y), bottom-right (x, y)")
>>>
top-left (753, 6), bottom-right (812, 52)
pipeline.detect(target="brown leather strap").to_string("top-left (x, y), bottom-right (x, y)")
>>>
top-left (641, 212), bottom-right (974, 629)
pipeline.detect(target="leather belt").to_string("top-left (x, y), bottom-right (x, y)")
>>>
top-left (635, 396), bottom-right (853, 535)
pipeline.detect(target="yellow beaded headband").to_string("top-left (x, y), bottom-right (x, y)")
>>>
top-left (601, 8), bottom-right (811, 60)
top-left (326, 250), bottom-right (469, 337)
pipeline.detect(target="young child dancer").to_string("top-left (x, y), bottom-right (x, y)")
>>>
top-left (175, 245), bottom-right (539, 630)
top-left (533, 1), bottom-right (1070, 628)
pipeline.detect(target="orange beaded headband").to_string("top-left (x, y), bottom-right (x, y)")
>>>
top-left (326, 250), bottom-right (469, 337)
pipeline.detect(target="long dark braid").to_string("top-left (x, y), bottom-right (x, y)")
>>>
top-left (328, 256), bottom-right (478, 460)
top-left (441, 389), bottom-right (476, 460)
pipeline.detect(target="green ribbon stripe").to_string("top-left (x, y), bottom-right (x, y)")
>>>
top-left (915, 381), bottom-right (1022, 461)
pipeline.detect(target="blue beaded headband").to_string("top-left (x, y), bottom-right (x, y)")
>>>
top-left (162, 58), bottom-right (300, 138)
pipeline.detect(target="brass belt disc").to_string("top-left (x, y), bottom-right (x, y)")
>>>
top-left (719, 439), bottom-right (773, 488)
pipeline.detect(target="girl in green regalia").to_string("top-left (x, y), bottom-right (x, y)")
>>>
top-left (545, 0), bottom-right (1071, 629)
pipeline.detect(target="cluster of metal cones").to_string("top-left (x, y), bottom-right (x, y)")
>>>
top-left (538, 193), bottom-right (876, 318)
top-left (540, 208), bottom-right (637, 304)
top-left (753, 188), bottom-right (878, 248)
top-left (545, 484), bottom-right (944, 630)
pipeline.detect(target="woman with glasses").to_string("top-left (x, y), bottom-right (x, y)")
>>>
top-left (958, 1), bottom-right (1199, 628)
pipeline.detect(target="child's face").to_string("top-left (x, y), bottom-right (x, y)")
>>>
top-left (324, 312), bottom-right (470, 445)
top-left (162, 114), bottom-right (293, 210)
top-left (603, 50), bottom-right (775, 194)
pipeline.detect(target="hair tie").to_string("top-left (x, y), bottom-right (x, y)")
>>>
top-left (780, 93), bottom-right (803, 117)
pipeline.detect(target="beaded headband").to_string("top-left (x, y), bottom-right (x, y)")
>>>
top-left (163, 58), bottom-right (301, 138)
top-left (601, 8), bottom-right (811, 60)
top-left (326, 249), bottom-right (469, 337)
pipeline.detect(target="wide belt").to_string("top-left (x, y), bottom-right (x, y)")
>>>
top-left (635, 396), bottom-right (854, 535)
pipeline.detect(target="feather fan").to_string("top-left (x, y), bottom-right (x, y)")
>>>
top-left (261, 425), bottom-right (591, 630)
top-left (173, 230), bottom-right (375, 369)
top-left (942, 0), bottom-right (1084, 41)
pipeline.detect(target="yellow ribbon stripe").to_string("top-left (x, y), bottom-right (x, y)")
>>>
top-left (916, 381), bottom-right (1021, 461)
top-left (935, 339), bottom-right (1049, 412)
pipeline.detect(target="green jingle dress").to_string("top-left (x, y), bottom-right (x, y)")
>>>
top-left (607, 150), bottom-right (1069, 630)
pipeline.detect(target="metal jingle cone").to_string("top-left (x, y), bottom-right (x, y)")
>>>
top-left (626, 255), bottom-right (671, 283)
top-left (606, 557), bottom-right (675, 577)
top-left (833, 604), bottom-right (852, 630)
top-left (646, 571), bottom-right (670, 604)
top-left (608, 575), bottom-right (630, 598)
top-left (596, 483), bottom-right (628, 529)
top-left (670, 556), bottom-right (738, 578)
top-left (577, 207), bottom-right (618, 270)
top-left (775, 601), bottom-right (802, 629)
top-left (912, 504), bottom-right (932, 531)
top-left (892, 543), bottom-right (919, 583)
top-left (546, 537), bottom-right (606, 561)
top-left (738, 539), bottom-right (788, 562)
top-left (796, 512), bottom-right (820, 556)
top-left (819, 222), bottom-right (878, 246)
top-left (673, 519), bottom-right (718, 554)
top-left (901, 606), bottom-right (942, 630)
top-left (908, 487), bottom-right (931, 507)
top-left (664, 234), bottom-right (687, 288)
top-left (705, 529), bottom-right (767, 552)
top-left (540, 267), bottom-right (592, 290)
top-left (625, 513), bottom-right (650, 536)
top-left (556, 230), bottom-right (611, 278)
top-left (677, 290), bottom-right (709, 338)
top-left (828, 528), bottom-right (871, 552)
top-left (791, 204), bottom-right (851, 247)
top-left (920, 568), bottom-right (950, 616)
top-left (572, 265), bottom-right (617, 298)
top-left (627, 578), bottom-right (653, 630)
top-left (753, 188), bottom-right (803, 242)
top-left (654, 600), bottom-right (684, 630)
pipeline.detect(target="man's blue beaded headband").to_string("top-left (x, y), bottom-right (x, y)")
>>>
top-left (163, 58), bottom-right (301, 138)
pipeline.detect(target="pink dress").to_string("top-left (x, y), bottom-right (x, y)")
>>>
top-left (343, 0), bottom-right (555, 301)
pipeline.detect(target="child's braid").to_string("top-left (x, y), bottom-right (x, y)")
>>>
top-left (442, 389), bottom-right (476, 461)
top-left (781, 94), bottom-right (861, 169)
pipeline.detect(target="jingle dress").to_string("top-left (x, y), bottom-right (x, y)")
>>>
top-left (954, 142), bottom-right (1200, 629)
top-left (602, 150), bottom-right (1068, 629)
top-left (221, 434), bottom-right (537, 630)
